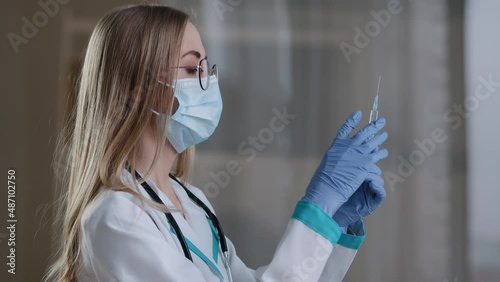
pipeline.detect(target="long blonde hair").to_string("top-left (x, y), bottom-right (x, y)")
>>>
top-left (44, 5), bottom-right (192, 282)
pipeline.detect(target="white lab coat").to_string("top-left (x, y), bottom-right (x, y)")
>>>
top-left (77, 168), bottom-right (366, 282)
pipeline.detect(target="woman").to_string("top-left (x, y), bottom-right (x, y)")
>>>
top-left (45, 4), bottom-right (388, 282)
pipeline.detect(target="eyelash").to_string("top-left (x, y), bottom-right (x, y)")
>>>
top-left (184, 68), bottom-right (206, 77)
top-left (185, 68), bottom-right (197, 75)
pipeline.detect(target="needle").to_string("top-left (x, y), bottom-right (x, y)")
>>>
top-left (369, 75), bottom-right (381, 124)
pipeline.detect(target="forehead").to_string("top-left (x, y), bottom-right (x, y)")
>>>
top-left (180, 21), bottom-right (205, 58)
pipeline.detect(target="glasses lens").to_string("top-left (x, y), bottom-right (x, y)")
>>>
top-left (211, 64), bottom-right (218, 80)
top-left (200, 59), bottom-right (209, 90)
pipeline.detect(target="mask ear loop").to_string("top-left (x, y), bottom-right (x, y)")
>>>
top-left (151, 81), bottom-right (165, 116)
top-left (152, 79), bottom-right (176, 116)
top-left (151, 81), bottom-right (165, 148)
top-left (157, 80), bottom-right (176, 88)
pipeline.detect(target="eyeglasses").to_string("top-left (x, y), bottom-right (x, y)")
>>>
top-left (171, 58), bottom-right (218, 90)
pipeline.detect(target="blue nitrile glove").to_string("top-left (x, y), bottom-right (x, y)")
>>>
top-left (333, 164), bottom-right (386, 228)
top-left (302, 110), bottom-right (388, 217)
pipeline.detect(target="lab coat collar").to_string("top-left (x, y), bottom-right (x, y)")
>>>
top-left (120, 168), bottom-right (202, 216)
top-left (119, 168), bottom-right (217, 266)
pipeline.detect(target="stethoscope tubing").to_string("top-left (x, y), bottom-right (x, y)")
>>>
top-left (135, 171), bottom-right (193, 261)
top-left (134, 171), bottom-right (232, 281)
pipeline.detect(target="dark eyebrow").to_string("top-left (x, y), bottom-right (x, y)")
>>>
top-left (181, 50), bottom-right (201, 59)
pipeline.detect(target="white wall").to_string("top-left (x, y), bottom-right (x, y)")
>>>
top-left (466, 0), bottom-right (500, 280)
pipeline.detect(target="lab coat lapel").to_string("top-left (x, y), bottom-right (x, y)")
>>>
top-left (170, 178), bottom-right (218, 264)
top-left (122, 169), bottom-right (216, 266)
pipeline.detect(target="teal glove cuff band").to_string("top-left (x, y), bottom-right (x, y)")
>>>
top-left (292, 200), bottom-right (366, 250)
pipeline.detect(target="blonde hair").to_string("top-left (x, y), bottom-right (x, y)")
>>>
top-left (44, 4), bottom-right (192, 282)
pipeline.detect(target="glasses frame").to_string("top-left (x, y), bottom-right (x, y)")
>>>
top-left (172, 58), bottom-right (218, 90)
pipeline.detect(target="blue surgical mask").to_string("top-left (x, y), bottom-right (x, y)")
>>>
top-left (152, 75), bottom-right (223, 153)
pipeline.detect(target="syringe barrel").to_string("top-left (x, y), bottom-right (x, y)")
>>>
top-left (369, 110), bottom-right (379, 124)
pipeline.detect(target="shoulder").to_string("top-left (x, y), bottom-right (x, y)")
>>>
top-left (183, 182), bottom-right (217, 214)
top-left (81, 188), bottom-right (151, 235)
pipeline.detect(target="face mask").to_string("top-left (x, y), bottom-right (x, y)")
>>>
top-left (152, 75), bottom-right (223, 153)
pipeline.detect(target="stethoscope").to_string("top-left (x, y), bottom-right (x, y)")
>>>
top-left (134, 171), bottom-right (233, 282)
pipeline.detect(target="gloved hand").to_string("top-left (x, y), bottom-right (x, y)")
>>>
top-left (333, 164), bottom-right (386, 228)
top-left (302, 110), bottom-right (388, 217)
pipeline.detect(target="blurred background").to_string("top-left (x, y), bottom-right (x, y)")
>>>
top-left (1, 0), bottom-right (499, 281)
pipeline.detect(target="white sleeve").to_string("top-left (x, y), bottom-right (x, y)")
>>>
top-left (250, 200), bottom-right (366, 282)
top-left (318, 219), bottom-right (366, 281)
top-left (191, 186), bottom-right (366, 282)
top-left (80, 193), bottom-right (209, 282)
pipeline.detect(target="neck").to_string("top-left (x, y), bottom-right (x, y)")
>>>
top-left (135, 122), bottom-right (178, 194)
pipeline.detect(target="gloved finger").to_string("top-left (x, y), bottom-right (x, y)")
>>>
top-left (365, 131), bottom-right (388, 151)
top-left (365, 173), bottom-right (386, 200)
top-left (369, 164), bottom-right (382, 176)
top-left (352, 118), bottom-right (386, 145)
top-left (335, 110), bottom-right (362, 140)
top-left (355, 140), bottom-right (384, 155)
top-left (370, 148), bottom-right (389, 163)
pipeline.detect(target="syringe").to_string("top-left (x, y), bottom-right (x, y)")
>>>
top-left (369, 76), bottom-right (381, 124)
top-left (346, 78), bottom-right (381, 236)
